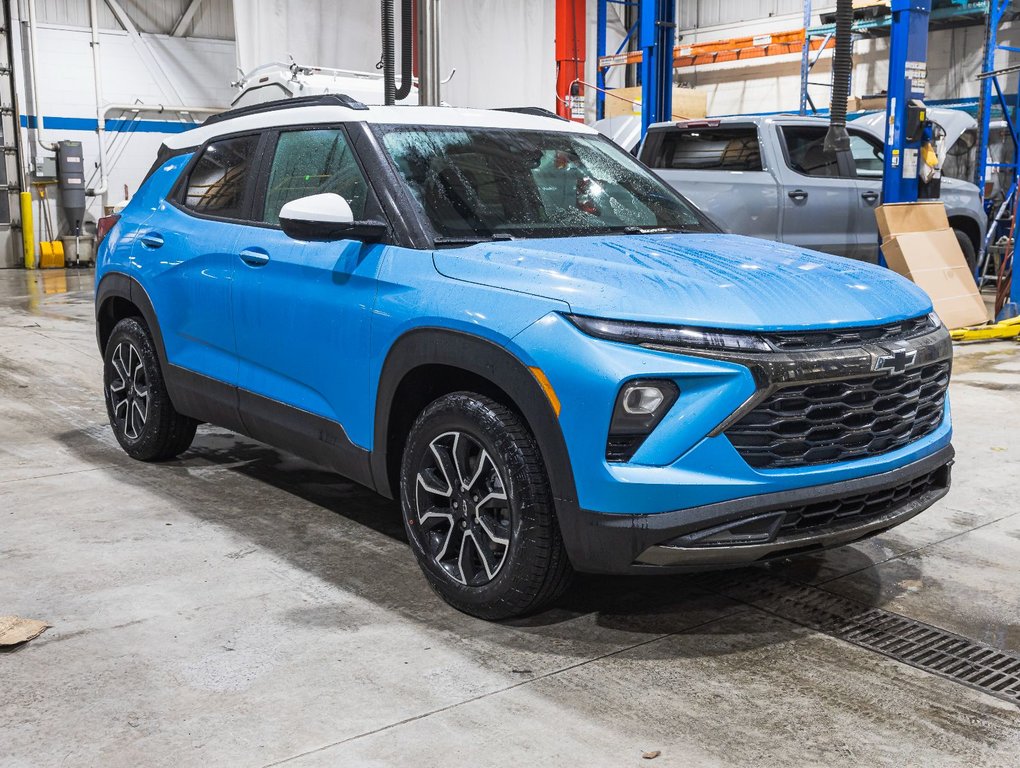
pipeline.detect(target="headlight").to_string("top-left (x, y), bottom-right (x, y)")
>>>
top-left (927, 311), bottom-right (943, 330)
top-left (606, 379), bottom-right (679, 462)
top-left (566, 314), bottom-right (772, 353)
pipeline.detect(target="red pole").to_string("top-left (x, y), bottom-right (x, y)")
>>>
top-left (555, 0), bottom-right (586, 121)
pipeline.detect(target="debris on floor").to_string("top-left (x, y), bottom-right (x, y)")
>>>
top-left (642, 750), bottom-right (661, 760)
top-left (0, 616), bottom-right (49, 647)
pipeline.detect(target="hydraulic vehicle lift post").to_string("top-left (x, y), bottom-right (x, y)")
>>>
top-left (880, 0), bottom-right (932, 208)
top-left (639, 0), bottom-right (676, 137)
top-left (878, 0), bottom-right (932, 270)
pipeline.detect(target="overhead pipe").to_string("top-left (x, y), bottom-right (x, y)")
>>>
top-left (26, 0), bottom-right (57, 152)
top-left (100, 103), bottom-right (223, 118)
top-left (86, 104), bottom-right (222, 200)
top-left (417, 0), bottom-right (441, 105)
top-left (823, 0), bottom-right (853, 154)
top-left (89, 0), bottom-right (111, 210)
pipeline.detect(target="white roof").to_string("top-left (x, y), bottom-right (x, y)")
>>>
top-left (164, 104), bottom-right (595, 150)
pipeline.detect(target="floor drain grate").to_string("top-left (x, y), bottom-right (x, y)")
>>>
top-left (703, 574), bottom-right (1020, 706)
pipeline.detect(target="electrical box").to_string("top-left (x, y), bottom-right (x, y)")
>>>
top-left (904, 99), bottom-right (927, 143)
top-left (33, 156), bottom-right (57, 181)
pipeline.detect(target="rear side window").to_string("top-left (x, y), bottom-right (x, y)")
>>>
top-left (261, 129), bottom-right (369, 224)
top-left (646, 127), bottom-right (762, 171)
top-left (781, 127), bottom-right (842, 178)
top-left (182, 134), bottom-right (260, 218)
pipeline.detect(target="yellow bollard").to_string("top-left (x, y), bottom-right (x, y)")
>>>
top-left (20, 191), bottom-right (35, 269)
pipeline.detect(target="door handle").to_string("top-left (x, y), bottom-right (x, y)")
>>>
top-left (239, 247), bottom-right (270, 267)
top-left (139, 232), bottom-right (164, 249)
top-left (788, 189), bottom-right (808, 201)
top-left (861, 191), bottom-right (880, 204)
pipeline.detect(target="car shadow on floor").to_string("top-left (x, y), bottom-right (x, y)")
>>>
top-left (58, 424), bottom-right (913, 657)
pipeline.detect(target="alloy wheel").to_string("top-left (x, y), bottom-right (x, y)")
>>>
top-left (108, 341), bottom-right (149, 441)
top-left (414, 431), bottom-right (511, 586)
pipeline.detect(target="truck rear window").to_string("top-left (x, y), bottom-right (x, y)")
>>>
top-left (645, 127), bottom-right (762, 171)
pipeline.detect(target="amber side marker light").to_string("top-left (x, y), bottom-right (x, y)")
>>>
top-left (529, 367), bottom-right (561, 417)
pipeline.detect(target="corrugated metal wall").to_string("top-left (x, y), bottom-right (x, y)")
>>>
top-left (34, 1), bottom-right (817, 42)
top-left (680, 0), bottom-right (812, 31)
top-left (34, 0), bottom-right (235, 40)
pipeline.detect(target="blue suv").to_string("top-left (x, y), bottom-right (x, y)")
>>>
top-left (95, 95), bottom-right (954, 619)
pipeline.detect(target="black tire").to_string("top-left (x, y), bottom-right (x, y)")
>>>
top-left (954, 228), bottom-right (978, 273)
top-left (400, 392), bottom-right (572, 620)
top-left (103, 317), bottom-right (197, 462)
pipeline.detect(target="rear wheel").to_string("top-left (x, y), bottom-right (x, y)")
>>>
top-left (103, 317), bottom-right (197, 461)
top-left (400, 392), bottom-right (572, 620)
top-left (953, 228), bottom-right (978, 273)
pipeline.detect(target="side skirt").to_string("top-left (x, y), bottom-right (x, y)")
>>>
top-left (165, 365), bottom-right (375, 491)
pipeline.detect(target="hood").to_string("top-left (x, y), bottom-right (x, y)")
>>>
top-left (593, 115), bottom-right (643, 153)
top-left (433, 234), bottom-right (932, 331)
top-left (851, 108), bottom-right (976, 166)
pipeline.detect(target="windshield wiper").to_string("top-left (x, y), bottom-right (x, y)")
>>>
top-left (619, 225), bottom-right (689, 235)
top-left (434, 233), bottom-right (516, 246)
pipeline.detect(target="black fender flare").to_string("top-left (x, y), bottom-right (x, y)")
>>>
top-left (95, 271), bottom-right (169, 370)
top-left (372, 327), bottom-right (578, 512)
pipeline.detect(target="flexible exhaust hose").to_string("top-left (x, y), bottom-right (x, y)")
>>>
top-left (824, 0), bottom-right (853, 153)
top-left (382, 0), bottom-right (396, 105)
top-left (394, 0), bottom-right (413, 101)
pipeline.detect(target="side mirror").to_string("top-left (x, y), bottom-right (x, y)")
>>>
top-left (278, 193), bottom-right (386, 242)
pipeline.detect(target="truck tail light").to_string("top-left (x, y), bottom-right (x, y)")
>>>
top-left (96, 214), bottom-right (120, 246)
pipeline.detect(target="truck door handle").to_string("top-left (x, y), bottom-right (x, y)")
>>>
top-left (139, 232), bottom-right (164, 249)
top-left (861, 190), bottom-right (880, 204)
top-left (788, 189), bottom-right (808, 201)
top-left (239, 247), bottom-right (270, 267)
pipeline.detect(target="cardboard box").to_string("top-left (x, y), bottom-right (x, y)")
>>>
top-left (604, 86), bottom-right (707, 120)
top-left (875, 202), bottom-right (988, 329)
top-left (876, 201), bottom-right (950, 239)
top-left (847, 96), bottom-right (889, 113)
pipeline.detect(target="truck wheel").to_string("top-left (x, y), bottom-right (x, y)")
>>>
top-left (400, 392), bottom-right (572, 620)
top-left (103, 317), bottom-right (197, 462)
top-left (954, 228), bottom-right (978, 273)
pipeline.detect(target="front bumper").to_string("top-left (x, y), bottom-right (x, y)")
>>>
top-left (558, 444), bottom-right (953, 574)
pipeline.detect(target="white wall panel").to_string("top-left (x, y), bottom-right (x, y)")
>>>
top-left (233, 0), bottom-right (556, 109)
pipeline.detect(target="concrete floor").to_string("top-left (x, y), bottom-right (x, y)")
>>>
top-left (1, 268), bottom-right (1019, 767)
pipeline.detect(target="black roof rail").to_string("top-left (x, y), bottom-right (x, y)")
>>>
top-left (203, 93), bottom-right (370, 126)
top-left (494, 106), bottom-right (568, 122)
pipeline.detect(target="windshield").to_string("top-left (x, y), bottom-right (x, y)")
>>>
top-left (377, 125), bottom-right (714, 242)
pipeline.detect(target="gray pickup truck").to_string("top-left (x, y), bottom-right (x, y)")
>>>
top-left (629, 114), bottom-right (986, 266)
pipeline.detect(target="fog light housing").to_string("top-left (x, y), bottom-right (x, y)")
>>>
top-left (606, 379), bottom-right (679, 462)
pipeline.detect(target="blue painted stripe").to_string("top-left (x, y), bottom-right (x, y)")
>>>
top-left (20, 114), bottom-right (200, 133)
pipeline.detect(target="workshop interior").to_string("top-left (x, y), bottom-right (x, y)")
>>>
top-left (1, 1), bottom-right (1019, 765)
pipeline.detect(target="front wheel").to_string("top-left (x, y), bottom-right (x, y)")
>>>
top-left (400, 392), bottom-right (572, 620)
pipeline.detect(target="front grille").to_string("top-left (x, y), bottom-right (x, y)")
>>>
top-left (777, 464), bottom-right (947, 536)
top-left (767, 315), bottom-right (935, 351)
top-left (725, 360), bottom-right (950, 469)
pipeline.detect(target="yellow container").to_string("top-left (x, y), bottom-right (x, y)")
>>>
top-left (39, 240), bottom-right (65, 269)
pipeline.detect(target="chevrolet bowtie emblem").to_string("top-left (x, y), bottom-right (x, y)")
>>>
top-left (874, 348), bottom-right (917, 374)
